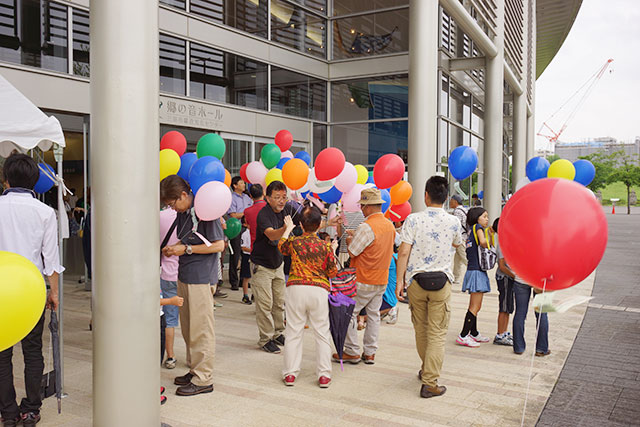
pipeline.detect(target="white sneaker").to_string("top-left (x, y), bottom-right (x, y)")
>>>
top-left (456, 334), bottom-right (480, 347)
top-left (386, 306), bottom-right (398, 324)
top-left (470, 333), bottom-right (491, 343)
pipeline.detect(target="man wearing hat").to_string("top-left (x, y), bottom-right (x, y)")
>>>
top-left (449, 195), bottom-right (468, 287)
top-left (333, 188), bottom-right (395, 365)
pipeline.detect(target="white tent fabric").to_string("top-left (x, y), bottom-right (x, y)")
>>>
top-left (0, 74), bottom-right (66, 157)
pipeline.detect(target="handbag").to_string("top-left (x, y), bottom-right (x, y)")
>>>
top-left (330, 256), bottom-right (357, 297)
top-left (413, 271), bottom-right (449, 291)
top-left (473, 224), bottom-right (497, 271)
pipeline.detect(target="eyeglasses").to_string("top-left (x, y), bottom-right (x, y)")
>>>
top-left (167, 198), bottom-right (179, 209)
top-left (270, 195), bottom-right (287, 202)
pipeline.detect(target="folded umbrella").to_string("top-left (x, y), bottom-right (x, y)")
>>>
top-left (41, 309), bottom-right (62, 413)
top-left (328, 291), bottom-right (356, 371)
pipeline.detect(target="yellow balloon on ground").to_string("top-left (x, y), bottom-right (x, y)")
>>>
top-left (160, 149), bottom-right (181, 180)
top-left (547, 159), bottom-right (576, 180)
top-left (0, 251), bottom-right (47, 352)
top-left (354, 164), bottom-right (368, 185)
top-left (265, 168), bottom-right (283, 187)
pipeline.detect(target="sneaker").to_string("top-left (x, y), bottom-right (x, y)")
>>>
top-left (456, 334), bottom-right (480, 348)
top-left (361, 353), bottom-right (375, 365)
top-left (160, 395), bottom-right (167, 405)
top-left (318, 376), bottom-right (331, 388)
top-left (262, 340), bottom-right (281, 354)
top-left (386, 306), bottom-right (398, 324)
top-left (242, 295), bottom-right (252, 305)
top-left (493, 334), bottom-right (513, 346)
top-left (164, 357), bottom-right (177, 369)
top-left (21, 412), bottom-right (41, 426)
top-left (214, 290), bottom-right (228, 298)
top-left (214, 301), bottom-right (223, 308)
top-left (470, 333), bottom-right (490, 343)
top-left (283, 375), bottom-right (295, 386)
top-left (273, 335), bottom-right (285, 346)
top-left (160, 386), bottom-right (166, 394)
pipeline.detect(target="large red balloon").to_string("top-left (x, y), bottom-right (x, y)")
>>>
top-left (315, 148), bottom-right (345, 181)
top-left (160, 131), bottom-right (187, 156)
top-left (239, 163), bottom-right (249, 183)
top-left (387, 202), bottom-right (411, 222)
top-left (275, 130), bottom-right (293, 152)
top-left (499, 178), bottom-right (608, 291)
top-left (374, 154), bottom-right (405, 189)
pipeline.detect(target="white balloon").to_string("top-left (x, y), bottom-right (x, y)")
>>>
top-left (281, 150), bottom-right (293, 159)
top-left (308, 167), bottom-right (335, 194)
top-left (515, 177), bottom-right (530, 192)
top-left (246, 161), bottom-right (268, 184)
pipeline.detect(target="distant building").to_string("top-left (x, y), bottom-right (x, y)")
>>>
top-left (535, 148), bottom-right (555, 158)
top-left (555, 137), bottom-right (640, 162)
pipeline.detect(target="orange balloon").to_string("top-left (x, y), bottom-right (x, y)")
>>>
top-left (224, 169), bottom-right (231, 187)
top-left (282, 159), bottom-right (310, 190)
top-left (390, 180), bottom-right (412, 205)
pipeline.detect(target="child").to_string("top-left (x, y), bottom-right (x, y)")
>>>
top-left (492, 217), bottom-right (514, 346)
top-left (240, 221), bottom-right (252, 304)
top-left (278, 206), bottom-right (338, 388)
top-left (456, 207), bottom-right (493, 348)
top-left (160, 294), bottom-right (183, 405)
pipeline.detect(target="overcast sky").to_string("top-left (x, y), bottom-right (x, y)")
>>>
top-left (535, 0), bottom-right (640, 150)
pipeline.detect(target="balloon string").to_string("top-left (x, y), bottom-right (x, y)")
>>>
top-left (521, 278), bottom-right (548, 426)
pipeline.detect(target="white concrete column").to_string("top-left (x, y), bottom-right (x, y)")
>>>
top-left (90, 0), bottom-right (160, 425)
top-left (512, 92), bottom-right (527, 191)
top-left (526, 0), bottom-right (537, 160)
top-left (408, 0), bottom-right (439, 210)
top-left (483, 0), bottom-right (505, 220)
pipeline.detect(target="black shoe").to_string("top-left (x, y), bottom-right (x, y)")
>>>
top-left (242, 295), bottom-right (252, 305)
top-left (420, 384), bottom-right (447, 398)
top-left (214, 290), bottom-right (228, 298)
top-left (262, 340), bottom-right (281, 354)
top-left (273, 335), bottom-right (285, 346)
top-left (251, 294), bottom-right (255, 302)
top-left (230, 285), bottom-right (239, 291)
top-left (1, 416), bottom-right (20, 427)
top-left (174, 372), bottom-right (194, 386)
top-left (21, 412), bottom-right (41, 426)
top-left (176, 382), bottom-right (214, 396)
top-left (217, 279), bottom-right (223, 286)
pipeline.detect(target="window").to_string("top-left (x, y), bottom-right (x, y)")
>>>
top-left (72, 8), bottom-right (89, 77)
top-left (190, 0), bottom-right (268, 39)
top-left (160, 0), bottom-right (186, 9)
top-left (190, 42), bottom-right (268, 110)
top-left (159, 34), bottom-right (186, 95)
top-left (331, 75), bottom-right (407, 122)
top-left (271, 66), bottom-right (326, 120)
top-left (222, 139), bottom-right (251, 175)
top-left (270, 0), bottom-right (326, 58)
top-left (289, 0), bottom-right (326, 14)
top-left (331, 121), bottom-right (407, 167)
top-left (313, 123), bottom-right (326, 158)
top-left (0, 0), bottom-right (68, 73)
top-left (332, 8), bottom-right (408, 59)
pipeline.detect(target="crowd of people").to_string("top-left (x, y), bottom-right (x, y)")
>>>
top-left (0, 152), bottom-right (550, 426)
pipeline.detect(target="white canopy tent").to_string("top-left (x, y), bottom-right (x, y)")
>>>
top-left (0, 73), bottom-right (68, 392)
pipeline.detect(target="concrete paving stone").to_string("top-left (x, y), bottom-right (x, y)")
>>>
top-left (609, 407), bottom-right (640, 426)
top-left (613, 377), bottom-right (640, 390)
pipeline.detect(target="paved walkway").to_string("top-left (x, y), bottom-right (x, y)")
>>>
top-left (537, 212), bottom-right (640, 426)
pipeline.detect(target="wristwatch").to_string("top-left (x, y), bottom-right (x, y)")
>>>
top-left (185, 245), bottom-right (193, 255)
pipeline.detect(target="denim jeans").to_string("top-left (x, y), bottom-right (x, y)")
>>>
top-left (513, 282), bottom-right (549, 354)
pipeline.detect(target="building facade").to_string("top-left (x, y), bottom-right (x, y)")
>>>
top-left (555, 138), bottom-right (640, 162)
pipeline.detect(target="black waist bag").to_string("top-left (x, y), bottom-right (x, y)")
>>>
top-left (414, 272), bottom-right (449, 291)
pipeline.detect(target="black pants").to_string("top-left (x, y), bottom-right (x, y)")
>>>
top-left (228, 233), bottom-right (242, 287)
top-left (0, 312), bottom-right (45, 419)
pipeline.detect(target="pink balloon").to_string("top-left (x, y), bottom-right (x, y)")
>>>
top-left (342, 184), bottom-right (365, 212)
top-left (281, 150), bottom-right (293, 159)
top-left (194, 181), bottom-right (232, 221)
top-left (335, 162), bottom-right (357, 193)
top-left (245, 161), bottom-right (268, 184)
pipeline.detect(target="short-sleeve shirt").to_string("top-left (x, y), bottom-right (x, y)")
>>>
top-left (400, 207), bottom-right (462, 284)
top-left (160, 208), bottom-right (180, 281)
top-left (175, 208), bottom-right (224, 284)
top-left (228, 192), bottom-right (253, 215)
top-left (496, 233), bottom-right (524, 283)
top-left (278, 233), bottom-right (338, 291)
top-left (240, 229), bottom-right (251, 254)
top-left (244, 200), bottom-right (266, 249)
top-left (466, 224), bottom-right (484, 271)
top-left (251, 204), bottom-right (285, 269)
top-left (452, 206), bottom-right (468, 240)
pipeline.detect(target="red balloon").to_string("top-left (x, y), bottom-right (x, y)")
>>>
top-left (374, 154), bottom-right (405, 189)
top-left (275, 130), bottom-right (293, 152)
top-left (387, 202), bottom-right (411, 222)
top-left (499, 178), bottom-right (608, 291)
top-left (160, 131), bottom-right (187, 156)
top-left (315, 148), bottom-right (346, 181)
top-left (239, 163), bottom-right (249, 183)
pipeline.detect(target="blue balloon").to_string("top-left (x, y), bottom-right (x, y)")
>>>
top-left (276, 158), bottom-right (289, 170)
top-left (318, 186), bottom-right (343, 204)
top-left (294, 151), bottom-right (311, 165)
top-left (177, 152), bottom-right (198, 181)
top-left (573, 159), bottom-right (596, 186)
top-left (381, 188), bottom-right (391, 213)
top-left (526, 157), bottom-right (550, 181)
top-left (366, 175), bottom-right (375, 184)
top-left (188, 156), bottom-right (225, 195)
top-left (34, 163), bottom-right (56, 194)
top-left (478, 190), bottom-right (484, 200)
top-left (448, 146), bottom-right (478, 180)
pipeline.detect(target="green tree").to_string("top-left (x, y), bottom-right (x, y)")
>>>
top-left (546, 154), bottom-right (561, 164)
top-left (606, 151), bottom-right (640, 214)
top-left (578, 152), bottom-right (615, 192)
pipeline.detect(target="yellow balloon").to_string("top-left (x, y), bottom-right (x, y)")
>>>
top-left (265, 168), bottom-right (283, 187)
top-left (354, 164), bottom-right (368, 185)
top-left (160, 149), bottom-right (181, 180)
top-left (547, 159), bottom-right (576, 180)
top-left (0, 251), bottom-right (47, 352)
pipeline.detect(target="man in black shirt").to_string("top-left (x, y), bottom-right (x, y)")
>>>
top-left (250, 181), bottom-right (293, 353)
top-left (161, 175), bottom-right (224, 396)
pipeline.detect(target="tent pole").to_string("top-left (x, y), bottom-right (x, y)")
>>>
top-left (53, 143), bottom-right (65, 395)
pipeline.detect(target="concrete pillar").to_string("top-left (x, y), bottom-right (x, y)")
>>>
top-left (483, 0), bottom-right (505, 220)
top-left (512, 93), bottom-right (527, 191)
top-left (408, 0), bottom-right (439, 210)
top-left (90, 0), bottom-right (160, 425)
top-left (526, 0), bottom-right (537, 160)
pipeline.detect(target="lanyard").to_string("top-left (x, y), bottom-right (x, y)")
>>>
top-left (2, 187), bottom-right (36, 198)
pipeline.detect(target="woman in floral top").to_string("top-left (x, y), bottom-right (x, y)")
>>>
top-left (278, 206), bottom-right (338, 388)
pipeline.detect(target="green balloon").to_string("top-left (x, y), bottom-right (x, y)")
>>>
top-left (261, 143), bottom-right (281, 169)
top-left (224, 217), bottom-right (242, 239)
top-left (196, 133), bottom-right (226, 160)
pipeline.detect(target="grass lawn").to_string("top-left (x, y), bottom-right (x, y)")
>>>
top-left (598, 181), bottom-right (639, 205)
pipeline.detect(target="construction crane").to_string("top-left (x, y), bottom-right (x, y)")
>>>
top-left (537, 58), bottom-right (614, 147)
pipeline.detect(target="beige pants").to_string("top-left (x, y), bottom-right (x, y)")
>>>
top-left (452, 243), bottom-right (468, 286)
top-left (408, 281), bottom-right (451, 387)
top-left (344, 283), bottom-right (386, 357)
top-left (177, 281), bottom-right (215, 386)
top-left (282, 285), bottom-right (332, 379)
top-left (252, 264), bottom-right (286, 347)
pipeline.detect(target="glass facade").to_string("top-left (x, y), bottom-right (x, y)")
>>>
top-left (313, 123), bottom-right (326, 157)
top-left (190, 0), bottom-right (269, 39)
top-left (332, 0), bottom-right (407, 16)
top-left (331, 121), bottom-right (407, 167)
top-left (271, 66), bottom-right (326, 120)
top-left (331, 75), bottom-right (407, 122)
top-left (270, 0), bottom-right (326, 58)
top-left (159, 34), bottom-right (187, 95)
top-left (72, 8), bottom-right (90, 77)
